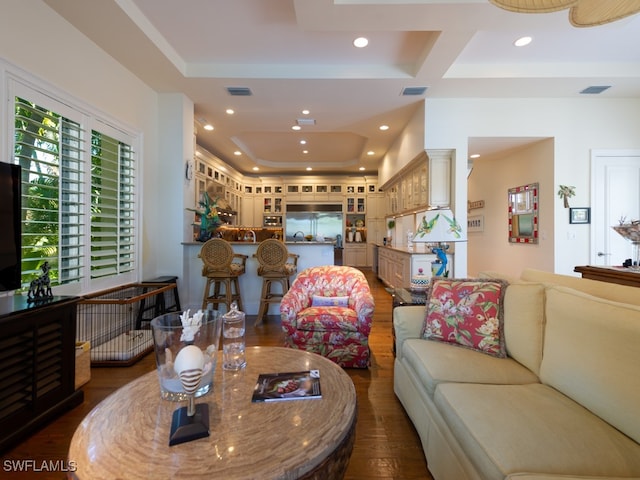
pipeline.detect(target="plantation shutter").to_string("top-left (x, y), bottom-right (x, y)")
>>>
top-left (90, 130), bottom-right (136, 279)
top-left (14, 96), bottom-right (86, 286)
top-left (11, 78), bottom-right (138, 293)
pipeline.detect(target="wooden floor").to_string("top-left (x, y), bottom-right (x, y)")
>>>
top-left (1, 269), bottom-right (432, 480)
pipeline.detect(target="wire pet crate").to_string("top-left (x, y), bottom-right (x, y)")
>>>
top-left (77, 282), bottom-right (177, 366)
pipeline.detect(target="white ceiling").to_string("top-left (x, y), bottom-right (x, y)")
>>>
top-left (43, 0), bottom-right (640, 176)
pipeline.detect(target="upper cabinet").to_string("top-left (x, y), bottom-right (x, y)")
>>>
top-left (382, 150), bottom-right (452, 215)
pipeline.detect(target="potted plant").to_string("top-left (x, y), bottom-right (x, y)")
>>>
top-left (387, 219), bottom-right (395, 245)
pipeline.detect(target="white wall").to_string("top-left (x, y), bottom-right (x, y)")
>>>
top-left (0, 0), bottom-right (170, 285)
top-left (468, 139), bottom-right (554, 277)
top-left (424, 98), bottom-right (640, 276)
top-left (378, 101), bottom-right (426, 187)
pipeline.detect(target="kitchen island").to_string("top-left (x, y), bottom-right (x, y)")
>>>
top-left (182, 240), bottom-right (335, 316)
top-left (377, 244), bottom-right (454, 289)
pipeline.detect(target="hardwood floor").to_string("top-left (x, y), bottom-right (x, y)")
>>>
top-left (1, 269), bottom-right (432, 480)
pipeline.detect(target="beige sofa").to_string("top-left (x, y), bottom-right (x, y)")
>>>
top-left (393, 268), bottom-right (640, 480)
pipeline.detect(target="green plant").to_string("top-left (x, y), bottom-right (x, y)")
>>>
top-left (387, 219), bottom-right (395, 230)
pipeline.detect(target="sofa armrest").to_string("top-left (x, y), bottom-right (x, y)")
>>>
top-left (393, 305), bottom-right (425, 358)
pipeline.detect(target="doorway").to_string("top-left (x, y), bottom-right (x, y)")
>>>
top-left (591, 150), bottom-right (640, 266)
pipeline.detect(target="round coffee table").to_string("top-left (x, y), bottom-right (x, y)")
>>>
top-left (68, 346), bottom-right (357, 479)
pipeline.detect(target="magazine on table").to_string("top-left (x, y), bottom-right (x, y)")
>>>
top-left (251, 370), bottom-right (322, 402)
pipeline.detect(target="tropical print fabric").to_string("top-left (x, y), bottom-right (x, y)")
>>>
top-left (422, 278), bottom-right (507, 358)
top-left (281, 265), bottom-right (375, 368)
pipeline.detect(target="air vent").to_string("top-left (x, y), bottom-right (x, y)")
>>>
top-left (401, 86), bottom-right (428, 96)
top-left (296, 118), bottom-right (316, 126)
top-left (579, 85), bottom-right (611, 95)
top-left (226, 87), bottom-right (253, 96)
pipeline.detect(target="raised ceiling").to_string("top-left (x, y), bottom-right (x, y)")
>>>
top-left (44, 0), bottom-right (640, 176)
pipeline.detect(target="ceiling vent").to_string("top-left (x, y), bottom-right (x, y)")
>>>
top-left (579, 85), bottom-right (611, 95)
top-left (401, 86), bottom-right (428, 96)
top-left (226, 87), bottom-right (253, 96)
top-left (296, 118), bottom-right (316, 126)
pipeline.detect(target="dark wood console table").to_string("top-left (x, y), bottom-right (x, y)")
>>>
top-left (0, 295), bottom-right (83, 452)
top-left (574, 265), bottom-right (640, 288)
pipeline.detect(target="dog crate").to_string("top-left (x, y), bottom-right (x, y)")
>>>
top-left (76, 282), bottom-right (177, 366)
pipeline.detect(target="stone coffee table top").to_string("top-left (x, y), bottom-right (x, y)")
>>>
top-left (68, 346), bottom-right (357, 479)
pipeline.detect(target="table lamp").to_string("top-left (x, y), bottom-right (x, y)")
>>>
top-left (412, 208), bottom-right (465, 277)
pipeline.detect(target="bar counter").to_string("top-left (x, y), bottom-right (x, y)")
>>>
top-left (182, 240), bottom-right (335, 315)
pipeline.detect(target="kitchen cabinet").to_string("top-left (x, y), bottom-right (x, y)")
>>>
top-left (377, 246), bottom-right (453, 289)
top-left (382, 149), bottom-right (452, 215)
top-left (344, 243), bottom-right (367, 267)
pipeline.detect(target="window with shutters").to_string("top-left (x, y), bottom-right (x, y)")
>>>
top-left (10, 76), bottom-right (139, 294)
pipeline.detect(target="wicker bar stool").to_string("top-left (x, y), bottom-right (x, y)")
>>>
top-left (199, 238), bottom-right (248, 312)
top-left (254, 239), bottom-right (299, 325)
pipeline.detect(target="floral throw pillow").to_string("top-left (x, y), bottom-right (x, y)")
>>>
top-left (421, 278), bottom-right (508, 358)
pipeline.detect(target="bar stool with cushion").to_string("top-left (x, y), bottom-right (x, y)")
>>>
top-left (199, 238), bottom-right (248, 312)
top-left (254, 239), bottom-right (299, 325)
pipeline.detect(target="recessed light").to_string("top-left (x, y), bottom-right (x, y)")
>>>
top-left (292, 125), bottom-right (301, 131)
top-left (252, 166), bottom-right (259, 171)
top-left (302, 109), bottom-right (310, 115)
top-left (514, 36), bottom-right (532, 47)
top-left (302, 150), bottom-right (309, 154)
top-left (306, 167), bottom-right (312, 171)
top-left (353, 37), bottom-right (369, 48)
top-left (379, 125), bottom-right (389, 131)
top-left (300, 140), bottom-right (307, 145)
top-left (234, 151), bottom-right (242, 156)
top-left (359, 166), bottom-right (365, 171)
top-left (226, 109), bottom-right (235, 115)
top-left (367, 151), bottom-right (375, 156)
top-left (470, 154), bottom-right (481, 159)
top-left (203, 124), bottom-right (214, 131)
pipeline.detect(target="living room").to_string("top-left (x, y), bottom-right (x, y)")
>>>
top-left (1, 1), bottom-right (640, 479)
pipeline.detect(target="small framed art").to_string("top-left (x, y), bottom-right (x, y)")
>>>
top-left (569, 207), bottom-right (590, 224)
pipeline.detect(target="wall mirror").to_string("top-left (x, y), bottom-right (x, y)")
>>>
top-left (508, 183), bottom-right (538, 243)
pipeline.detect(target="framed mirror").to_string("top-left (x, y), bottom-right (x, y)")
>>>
top-left (508, 183), bottom-right (538, 243)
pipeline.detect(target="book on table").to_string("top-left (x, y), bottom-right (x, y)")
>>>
top-left (251, 370), bottom-right (321, 402)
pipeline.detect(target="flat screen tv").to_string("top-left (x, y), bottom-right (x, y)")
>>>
top-left (0, 163), bottom-right (21, 291)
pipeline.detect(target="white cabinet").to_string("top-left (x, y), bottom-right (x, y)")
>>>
top-left (344, 244), bottom-right (367, 267)
top-left (377, 247), bottom-right (453, 288)
top-left (428, 150), bottom-right (451, 208)
top-left (381, 149), bottom-right (452, 215)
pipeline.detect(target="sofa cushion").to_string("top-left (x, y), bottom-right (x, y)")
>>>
top-left (502, 282), bottom-right (546, 375)
top-left (434, 383), bottom-right (640, 480)
top-left (296, 306), bottom-right (358, 332)
top-left (422, 278), bottom-right (507, 357)
top-left (402, 338), bottom-right (539, 398)
top-left (540, 285), bottom-right (640, 444)
top-left (521, 268), bottom-right (640, 306)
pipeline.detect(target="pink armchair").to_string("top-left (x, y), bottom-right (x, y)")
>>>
top-left (280, 265), bottom-right (375, 368)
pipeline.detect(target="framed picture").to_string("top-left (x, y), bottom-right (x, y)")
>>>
top-left (570, 207), bottom-right (590, 224)
top-left (508, 183), bottom-right (539, 243)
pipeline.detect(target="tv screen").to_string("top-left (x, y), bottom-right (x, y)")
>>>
top-left (0, 163), bottom-right (21, 291)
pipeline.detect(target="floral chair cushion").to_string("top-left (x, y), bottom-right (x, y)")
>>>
top-left (421, 278), bottom-right (508, 358)
top-left (297, 306), bottom-right (359, 332)
top-left (281, 265), bottom-right (375, 368)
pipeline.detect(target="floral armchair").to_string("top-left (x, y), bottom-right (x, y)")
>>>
top-left (280, 265), bottom-right (375, 368)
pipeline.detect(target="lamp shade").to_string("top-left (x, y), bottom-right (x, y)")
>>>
top-left (413, 209), bottom-right (466, 243)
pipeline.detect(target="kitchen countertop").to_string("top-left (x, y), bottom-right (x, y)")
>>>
top-left (376, 244), bottom-right (436, 255)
